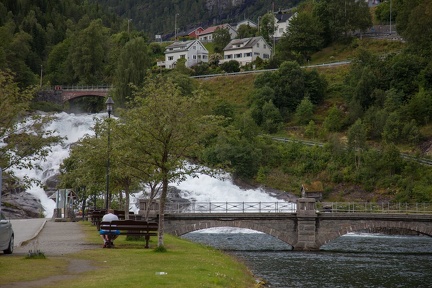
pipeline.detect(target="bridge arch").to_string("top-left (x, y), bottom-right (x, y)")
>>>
top-left (165, 219), bottom-right (297, 248)
top-left (316, 220), bottom-right (432, 248)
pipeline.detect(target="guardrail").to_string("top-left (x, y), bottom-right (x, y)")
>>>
top-left (190, 61), bottom-right (351, 79)
top-left (159, 201), bottom-right (432, 214)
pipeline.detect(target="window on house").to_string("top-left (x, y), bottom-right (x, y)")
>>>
top-left (193, 46), bottom-right (196, 50)
top-left (180, 54), bottom-right (186, 58)
top-left (264, 44), bottom-right (267, 49)
top-left (263, 54), bottom-right (270, 59)
top-left (244, 53), bottom-right (252, 57)
top-left (254, 52), bottom-right (260, 56)
top-left (168, 56), bottom-right (174, 60)
top-left (193, 55), bottom-right (197, 59)
top-left (225, 55), bottom-right (232, 59)
top-left (235, 53), bottom-right (242, 58)
top-left (203, 55), bottom-right (207, 59)
top-left (256, 43), bottom-right (260, 47)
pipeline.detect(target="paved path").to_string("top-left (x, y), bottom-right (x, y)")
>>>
top-left (11, 219), bottom-right (97, 256)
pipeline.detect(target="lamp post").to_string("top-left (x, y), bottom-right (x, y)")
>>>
top-left (105, 97), bottom-right (114, 211)
top-left (174, 13), bottom-right (179, 41)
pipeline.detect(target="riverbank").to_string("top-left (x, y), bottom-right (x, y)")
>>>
top-left (1, 220), bottom-right (260, 287)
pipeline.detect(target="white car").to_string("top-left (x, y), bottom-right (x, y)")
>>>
top-left (0, 212), bottom-right (14, 254)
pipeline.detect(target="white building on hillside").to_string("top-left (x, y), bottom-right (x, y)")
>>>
top-left (221, 36), bottom-right (272, 66)
top-left (157, 40), bottom-right (208, 69)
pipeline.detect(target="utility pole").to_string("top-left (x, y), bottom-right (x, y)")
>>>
top-left (128, 19), bottom-right (132, 34)
top-left (389, 0), bottom-right (392, 35)
top-left (40, 65), bottom-right (43, 88)
top-left (175, 13), bottom-right (179, 41)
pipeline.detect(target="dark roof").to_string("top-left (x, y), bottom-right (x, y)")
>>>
top-left (223, 36), bottom-right (268, 51)
top-left (165, 40), bottom-right (196, 52)
top-left (274, 9), bottom-right (295, 23)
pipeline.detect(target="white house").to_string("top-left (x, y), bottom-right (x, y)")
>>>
top-left (221, 36), bottom-right (272, 66)
top-left (273, 10), bottom-right (297, 39)
top-left (157, 40), bottom-right (209, 69)
top-left (197, 24), bottom-right (237, 42)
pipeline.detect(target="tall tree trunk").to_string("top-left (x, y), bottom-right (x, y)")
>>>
top-left (125, 184), bottom-right (130, 220)
top-left (158, 177), bottom-right (168, 247)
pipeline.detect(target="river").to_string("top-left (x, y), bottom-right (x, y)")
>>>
top-left (183, 229), bottom-right (432, 287)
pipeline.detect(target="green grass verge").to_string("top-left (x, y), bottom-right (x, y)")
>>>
top-left (0, 221), bottom-right (258, 288)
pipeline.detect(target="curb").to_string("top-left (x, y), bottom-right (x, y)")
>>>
top-left (18, 219), bottom-right (47, 247)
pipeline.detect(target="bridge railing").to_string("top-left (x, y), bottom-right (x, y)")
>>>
top-left (161, 201), bottom-right (432, 214)
top-left (164, 201), bottom-right (297, 213)
top-left (53, 85), bottom-right (112, 91)
top-left (318, 202), bottom-right (432, 214)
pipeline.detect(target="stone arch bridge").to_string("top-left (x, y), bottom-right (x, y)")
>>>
top-left (38, 85), bottom-right (112, 103)
top-left (58, 85), bottom-right (111, 102)
top-left (161, 199), bottom-right (432, 251)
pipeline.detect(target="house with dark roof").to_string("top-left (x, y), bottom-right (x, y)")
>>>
top-left (157, 40), bottom-right (208, 69)
top-left (176, 27), bottom-right (204, 39)
top-left (274, 9), bottom-right (297, 39)
top-left (221, 36), bottom-right (271, 66)
top-left (197, 24), bottom-right (237, 42)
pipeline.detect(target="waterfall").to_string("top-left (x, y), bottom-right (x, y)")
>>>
top-left (12, 112), bottom-right (283, 218)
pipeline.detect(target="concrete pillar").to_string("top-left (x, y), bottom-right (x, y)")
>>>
top-left (294, 198), bottom-right (318, 250)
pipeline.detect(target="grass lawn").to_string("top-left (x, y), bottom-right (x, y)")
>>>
top-left (0, 221), bottom-right (258, 288)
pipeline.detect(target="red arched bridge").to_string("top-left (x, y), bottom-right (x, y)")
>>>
top-left (144, 198), bottom-right (432, 251)
top-left (54, 85), bottom-right (112, 102)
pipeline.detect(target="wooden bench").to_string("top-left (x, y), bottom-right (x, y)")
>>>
top-left (90, 210), bottom-right (106, 230)
top-left (99, 220), bottom-right (158, 248)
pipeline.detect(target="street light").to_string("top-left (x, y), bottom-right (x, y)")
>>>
top-left (174, 13), bottom-right (179, 41)
top-left (105, 97), bottom-right (114, 211)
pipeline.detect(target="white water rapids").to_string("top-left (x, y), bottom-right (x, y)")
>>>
top-left (13, 112), bottom-right (284, 218)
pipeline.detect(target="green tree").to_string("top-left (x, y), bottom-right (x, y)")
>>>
top-left (261, 100), bottom-right (283, 133)
top-left (220, 60), bottom-right (240, 73)
top-left (213, 27), bottom-right (231, 53)
top-left (259, 12), bottom-right (276, 43)
top-left (403, 0), bottom-right (432, 58)
top-left (113, 37), bottom-right (152, 107)
top-left (314, 0), bottom-right (372, 43)
top-left (236, 24), bottom-right (258, 39)
top-left (117, 75), bottom-right (222, 247)
top-left (323, 105), bottom-right (344, 132)
top-left (67, 19), bottom-right (110, 84)
top-left (295, 97), bottom-right (314, 125)
top-left (277, 11), bottom-right (324, 63)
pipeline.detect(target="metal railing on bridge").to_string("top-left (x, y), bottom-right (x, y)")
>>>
top-left (318, 202), bottom-right (432, 214)
top-left (164, 201), bottom-right (297, 213)
top-left (54, 85), bottom-right (112, 91)
top-left (161, 201), bottom-right (432, 214)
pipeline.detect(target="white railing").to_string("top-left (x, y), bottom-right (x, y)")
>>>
top-left (163, 201), bottom-right (297, 213)
top-left (160, 201), bottom-right (432, 215)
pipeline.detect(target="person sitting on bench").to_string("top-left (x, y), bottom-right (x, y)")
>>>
top-left (99, 209), bottom-right (120, 248)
